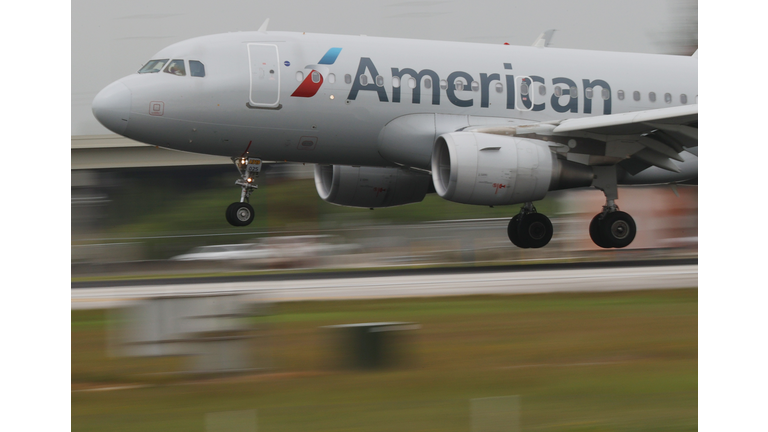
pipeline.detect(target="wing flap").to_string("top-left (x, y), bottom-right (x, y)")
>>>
top-left (636, 137), bottom-right (685, 162)
top-left (552, 104), bottom-right (698, 135)
top-left (632, 148), bottom-right (681, 173)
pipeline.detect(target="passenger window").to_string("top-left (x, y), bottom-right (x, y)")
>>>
top-left (345, 74), bottom-right (352, 84)
top-left (520, 82), bottom-right (529, 95)
top-left (538, 85), bottom-right (546, 96)
top-left (633, 91), bottom-right (641, 101)
top-left (471, 81), bottom-right (480, 92)
top-left (495, 82), bottom-right (504, 93)
top-left (328, 73), bottom-right (336, 84)
top-left (139, 59), bottom-right (169, 74)
top-left (585, 87), bottom-right (593, 99)
top-left (570, 86), bottom-right (578, 98)
top-left (440, 79), bottom-right (448, 90)
top-left (312, 71), bottom-right (321, 83)
top-left (618, 90), bottom-right (625, 100)
top-left (649, 92), bottom-right (656, 102)
top-left (601, 88), bottom-right (610, 100)
top-left (455, 80), bottom-right (464, 91)
top-left (554, 86), bottom-right (563, 97)
top-left (376, 75), bottom-right (384, 87)
top-left (409, 77), bottom-right (417, 89)
top-left (189, 60), bottom-right (205, 77)
top-left (296, 71), bottom-right (304, 82)
top-left (392, 76), bottom-right (401, 88)
top-left (424, 78), bottom-right (432, 89)
top-left (664, 93), bottom-right (672, 103)
top-left (360, 75), bottom-right (368, 85)
top-left (164, 59), bottom-right (186, 76)
top-left (680, 94), bottom-right (688, 104)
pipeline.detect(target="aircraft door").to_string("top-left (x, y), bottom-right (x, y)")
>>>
top-left (516, 76), bottom-right (533, 111)
top-left (247, 43), bottom-right (281, 108)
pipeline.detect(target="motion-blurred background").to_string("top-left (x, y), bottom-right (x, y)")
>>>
top-left (71, 163), bottom-right (697, 276)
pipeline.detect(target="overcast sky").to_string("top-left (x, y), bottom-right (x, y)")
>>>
top-left (71, 0), bottom-right (695, 136)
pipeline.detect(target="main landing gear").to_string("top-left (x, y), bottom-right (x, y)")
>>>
top-left (225, 154), bottom-right (262, 227)
top-left (588, 204), bottom-right (636, 249)
top-left (506, 167), bottom-right (638, 250)
top-left (505, 199), bottom-right (636, 250)
top-left (507, 203), bottom-right (553, 249)
top-left (588, 166), bottom-right (636, 249)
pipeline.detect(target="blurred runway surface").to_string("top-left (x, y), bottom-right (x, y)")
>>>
top-left (72, 264), bottom-right (697, 309)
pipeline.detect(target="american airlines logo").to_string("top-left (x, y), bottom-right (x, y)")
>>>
top-left (291, 47), bottom-right (342, 98)
top-left (291, 49), bottom-right (612, 115)
top-left (347, 57), bottom-right (613, 115)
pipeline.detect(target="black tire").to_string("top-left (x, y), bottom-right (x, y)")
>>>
top-left (599, 211), bottom-right (636, 248)
top-left (225, 203), bottom-right (237, 226)
top-left (589, 214), bottom-right (612, 249)
top-left (517, 213), bottom-right (553, 249)
top-left (226, 202), bottom-right (255, 227)
top-left (507, 214), bottom-right (527, 248)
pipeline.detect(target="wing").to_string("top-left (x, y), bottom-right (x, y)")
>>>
top-left (468, 104), bottom-right (698, 174)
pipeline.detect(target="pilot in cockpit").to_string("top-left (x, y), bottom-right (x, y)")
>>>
top-left (163, 59), bottom-right (185, 76)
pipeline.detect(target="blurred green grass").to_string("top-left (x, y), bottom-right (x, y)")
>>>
top-left (72, 289), bottom-right (697, 431)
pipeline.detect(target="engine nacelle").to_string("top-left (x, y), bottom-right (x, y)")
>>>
top-left (431, 132), bottom-right (593, 206)
top-left (314, 164), bottom-right (432, 208)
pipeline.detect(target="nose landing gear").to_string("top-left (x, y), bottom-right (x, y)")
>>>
top-left (226, 201), bottom-right (255, 227)
top-left (225, 153), bottom-right (261, 227)
top-left (507, 202), bottom-right (553, 249)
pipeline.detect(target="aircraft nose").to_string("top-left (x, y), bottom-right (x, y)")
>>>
top-left (92, 81), bottom-right (132, 135)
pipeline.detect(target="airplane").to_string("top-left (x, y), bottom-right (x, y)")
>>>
top-left (91, 23), bottom-right (697, 250)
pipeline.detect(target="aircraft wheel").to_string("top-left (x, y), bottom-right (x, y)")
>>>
top-left (599, 211), bottom-right (636, 248)
top-left (226, 202), bottom-right (255, 227)
top-left (507, 215), bottom-right (527, 248)
top-left (518, 213), bottom-right (553, 249)
top-left (589, 214), bottom-right (612, 249)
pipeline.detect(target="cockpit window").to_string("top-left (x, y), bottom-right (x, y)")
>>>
top-left (138, 59), bottom-right (169, 74)
top-left (164, 59), bottom-right (186, 76)
top-left (189, 60), bottom-right (206, 77)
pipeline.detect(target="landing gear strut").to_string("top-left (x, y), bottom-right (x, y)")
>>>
top-left (507, 202), bottom-right (553, 249)
top-left (589, 166), bottom-right (637, 248)
top-left (225, 153), bottom-right (261, 227)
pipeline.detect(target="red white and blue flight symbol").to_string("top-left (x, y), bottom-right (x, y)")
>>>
top-left (291, 47), bottom-right (342, 98)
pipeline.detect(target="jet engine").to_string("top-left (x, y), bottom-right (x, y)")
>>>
top-left (431, 132), bottom-right (594, 206)
top-left (314, 164), bottom-right (432, 208)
